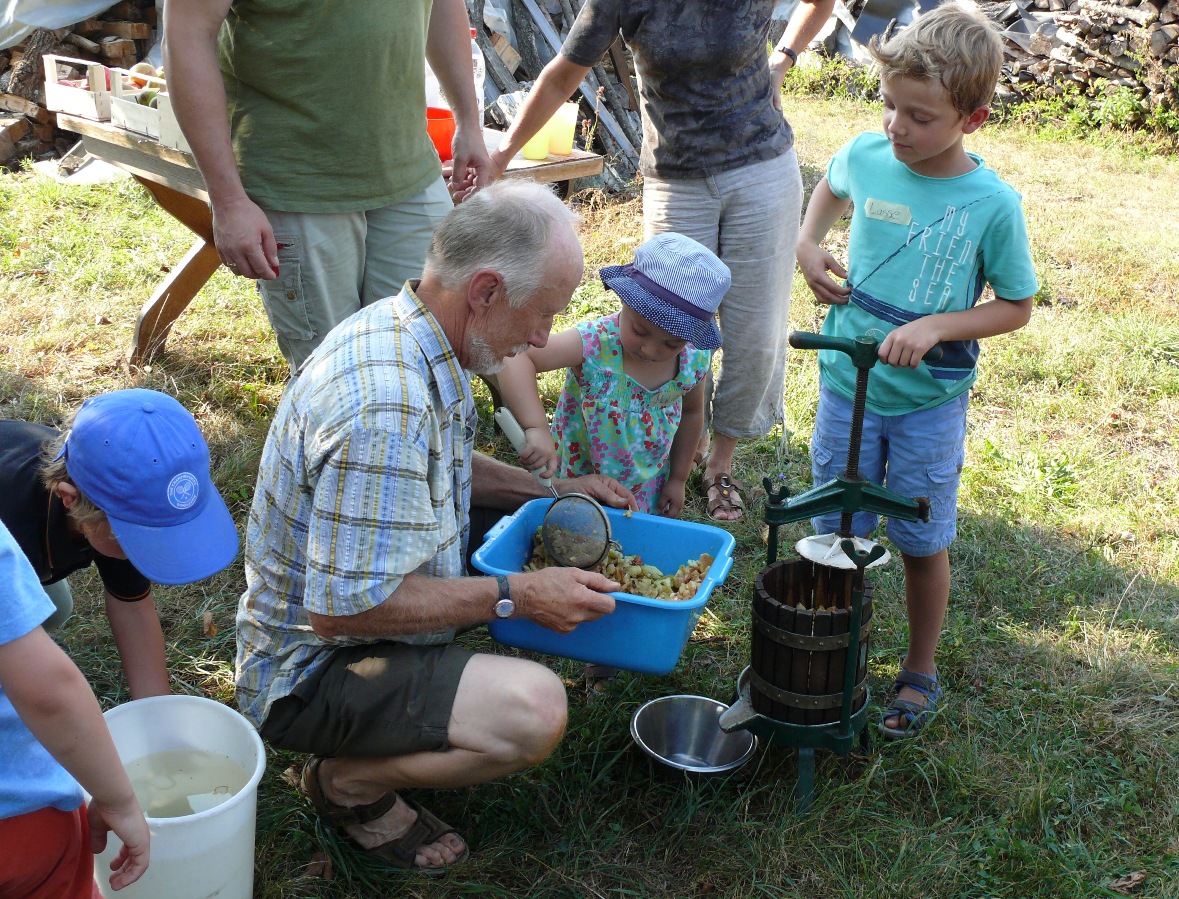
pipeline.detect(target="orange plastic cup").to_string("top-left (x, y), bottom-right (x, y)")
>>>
top-left (426, 107), bottom-right (456, 162)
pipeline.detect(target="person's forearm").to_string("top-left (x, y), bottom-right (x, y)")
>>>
top-left (471, 450), bottom-right (549, 509)
top-left (498, 56), bottom-right (588, 160)
top-left (496, 356), bottom-right (548, 430)
top-left (311, 571), bottom-right (501, 639)
top-left (163, 0), bottom-right (248, 208)
top-left (926, 296), bottom-right (1034, 342)
top-left (776, 0), bottom-right (837, 57)
top-left (426, 0), bottom-right (480, 131)
top-left (2, 630), bottom-right (139, 808)
top-left (666, 407), bottom-right (704, 484)
top-left (106, 592), bottom-right (170, 699)
top-left (799, 179), bottom-right (849, 246)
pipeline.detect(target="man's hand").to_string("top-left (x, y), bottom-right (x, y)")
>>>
top-left (512, 567), bottom-right (619, 633)
top-left (212, 195), bottom-right (278, 280)
top-left (878, 317), bottom-right (942, 368)
top-left (445, 122), bottom-right (493, 202)
top-left (555, 474), bottom-right (638, 511)
top-left (796, 239), bottom-right (851, 306)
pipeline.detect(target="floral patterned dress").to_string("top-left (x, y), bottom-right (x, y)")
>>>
top-left (551, 313), bottom-right (711, 512)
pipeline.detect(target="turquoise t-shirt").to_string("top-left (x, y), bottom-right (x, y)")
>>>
top-left (819, 132), bottom-right (1039, 415)
top-left (0, 520), bottom-right (83, 820)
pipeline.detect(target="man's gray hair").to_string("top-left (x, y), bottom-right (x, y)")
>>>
top-left (424, 180), bottom-right (579, 308)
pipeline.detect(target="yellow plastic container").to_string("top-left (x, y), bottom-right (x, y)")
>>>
top-left (521, 121), bottom-right (551, 160)
top-left (547, 102), bottom-right (579, 156)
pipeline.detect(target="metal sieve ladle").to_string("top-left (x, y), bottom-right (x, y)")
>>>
top-left (494, 408), bottom-right (614, 569)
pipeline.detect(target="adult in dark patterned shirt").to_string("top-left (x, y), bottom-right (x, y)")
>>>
top-left (482, 0), bottom-right (836, 522)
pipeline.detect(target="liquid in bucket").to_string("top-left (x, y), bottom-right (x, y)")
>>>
top-left (125, 748), bottom-right (250, 818)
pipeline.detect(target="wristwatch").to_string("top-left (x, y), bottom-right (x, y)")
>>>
top-left (493, 574), bottom-right (515, 619)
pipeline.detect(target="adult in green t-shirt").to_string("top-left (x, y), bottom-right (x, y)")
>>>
top-left (165, 0), bottom-right (491, 372)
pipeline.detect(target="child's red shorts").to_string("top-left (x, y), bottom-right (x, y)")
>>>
top-left (0, 804), bottom-right (99, 898)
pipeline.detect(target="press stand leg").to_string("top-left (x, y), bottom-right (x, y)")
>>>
top-left (795, 748), bottom-right (815, 814)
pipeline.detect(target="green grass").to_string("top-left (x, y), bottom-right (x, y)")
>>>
top-left (2, 93), bottom-right (1179, 897)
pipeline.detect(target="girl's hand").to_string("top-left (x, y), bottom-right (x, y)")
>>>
top-left (796, 239), bottom-right (851, 306)
top-left (656, 478), bottom-right (687, 518)
top-left (520, 427), bottom-right (558, 478)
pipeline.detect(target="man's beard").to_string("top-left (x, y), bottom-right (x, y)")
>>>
top-left (467, 334), bottom-right (529, 376)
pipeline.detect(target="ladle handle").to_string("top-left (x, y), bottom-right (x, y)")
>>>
top-left (494, 407), bottom-right (556, 494)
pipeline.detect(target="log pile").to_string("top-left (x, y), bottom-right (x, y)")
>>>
top-left (990, 0), bottom-right (1179, 117)
top-left (0, 0), bottom-right (157, 167)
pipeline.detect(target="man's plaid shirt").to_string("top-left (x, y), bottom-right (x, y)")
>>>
top-left (235, 283), bottom-right (476, 727)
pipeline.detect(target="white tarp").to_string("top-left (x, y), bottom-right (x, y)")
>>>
top-left (2, 0), bottom-right (116, 50)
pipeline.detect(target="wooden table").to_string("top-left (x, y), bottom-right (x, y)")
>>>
top-left (57, 113), bottom-right (605, 363)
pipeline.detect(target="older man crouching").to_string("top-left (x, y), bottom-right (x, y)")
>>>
top-left (235, 180), bottom-right (636, 875)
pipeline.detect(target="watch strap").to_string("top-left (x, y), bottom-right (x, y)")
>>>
top-left (495, 574), bottom-right (511, 600)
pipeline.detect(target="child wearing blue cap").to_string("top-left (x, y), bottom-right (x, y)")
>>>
top-left (498, 232), bottom-right (729, 519)
top-left (0, 389), bottom-right (239, 699)
top-left (0, 520), bottom-right (150, 897)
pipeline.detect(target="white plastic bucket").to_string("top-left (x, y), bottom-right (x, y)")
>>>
top-left (93, 695), bottom-right (266, 899)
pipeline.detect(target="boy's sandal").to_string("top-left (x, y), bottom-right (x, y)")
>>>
top-left (878, 668), bottom-right (944, 741)
top-left (701, 472), bottom-right (745, 521)
top-left (299, 756), bottom-right (469, 876)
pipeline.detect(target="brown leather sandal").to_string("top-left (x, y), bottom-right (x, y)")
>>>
top-left (700, 472), bottom-right (745, 522)
top-left (299, 756), bottom-right (469, 876)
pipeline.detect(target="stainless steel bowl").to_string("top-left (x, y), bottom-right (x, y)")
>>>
top-left (630, 694), bottom-right (758, 778)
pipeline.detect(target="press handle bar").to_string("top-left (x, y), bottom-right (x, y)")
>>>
top-left (789, 330), bottom-right (944, 365)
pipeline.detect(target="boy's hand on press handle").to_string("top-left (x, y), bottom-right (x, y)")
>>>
top-left (796, 239), bottom-right (851, 306)
top-left (520, 427), bottom-right (558, 478)
top-left (879, 317), bottom-right (943, 369)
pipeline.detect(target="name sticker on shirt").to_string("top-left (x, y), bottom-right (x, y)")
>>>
top-left (865, 198), bottom-right (912, 226)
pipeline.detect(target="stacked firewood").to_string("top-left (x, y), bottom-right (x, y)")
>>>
top-left (991, 0), bottom-right (1179, 116)
top-left (0, 0), bottom-right (156, 166)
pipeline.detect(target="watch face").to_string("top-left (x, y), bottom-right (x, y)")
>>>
top-left (494, 597), bottom-right (515, 619)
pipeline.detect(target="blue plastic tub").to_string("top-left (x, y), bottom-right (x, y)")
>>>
top-left (471, 499), bottom-right (736, 675)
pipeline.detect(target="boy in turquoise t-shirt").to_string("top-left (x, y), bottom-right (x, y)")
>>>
top-left (796, 0), bottom-right (1039, 739)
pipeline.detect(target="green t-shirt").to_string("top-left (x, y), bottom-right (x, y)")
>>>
top-left (218, 0), bottom-right (440, 212)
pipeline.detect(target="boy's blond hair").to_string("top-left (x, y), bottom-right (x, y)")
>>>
top-left (39, 411), bottom-right (109, 530)
top-left (869, 1), bottom-right (1004, 118)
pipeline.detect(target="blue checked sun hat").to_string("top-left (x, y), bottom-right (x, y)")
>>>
top-left (55, 389), bottom-right (239, 586)
top-left (599, 233), bottom-right (730, 351)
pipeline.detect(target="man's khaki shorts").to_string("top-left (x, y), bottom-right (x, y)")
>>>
top-left (259, 642), bottom-right (473, 758)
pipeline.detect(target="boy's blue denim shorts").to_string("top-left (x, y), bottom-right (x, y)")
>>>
top-left (810, 383), bottom-right (968, 557)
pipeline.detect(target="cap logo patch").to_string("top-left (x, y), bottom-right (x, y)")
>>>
top-left (167, 472), bottom-right (200, 510)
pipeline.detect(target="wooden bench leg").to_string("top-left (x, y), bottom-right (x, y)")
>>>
top-left (130, 237), bottom-right (223, 365)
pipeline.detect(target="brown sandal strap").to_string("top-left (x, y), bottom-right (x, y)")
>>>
top-left (704, 474), bottom-right (745, 513)
top-left (363, 796), bottom-right (464, 870)
top-left (299, 756), bottom-right (398, 828)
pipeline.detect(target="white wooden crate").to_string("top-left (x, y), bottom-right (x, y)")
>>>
top-left (43, 54), bottom-right (113, 122)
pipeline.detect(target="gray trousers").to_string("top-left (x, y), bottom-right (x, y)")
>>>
top-left (642, 149), bottom-right (803, 439)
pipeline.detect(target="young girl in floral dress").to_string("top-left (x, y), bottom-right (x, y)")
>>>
top-left (497, 233), bottom-right (729, 519)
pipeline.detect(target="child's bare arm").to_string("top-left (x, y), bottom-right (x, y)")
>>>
top-left (796, 177), bottom-right (853, 306)
top-left (496, 328), bottom-right (584, 476)
top-left (0, 626), bottom-right (150, 890)
top-left (106, 591), bottom-right (170, 699)
top-left (879, 295), bottom-right (1034, 368)
top-left (657, 376), bottom-right (707, 518)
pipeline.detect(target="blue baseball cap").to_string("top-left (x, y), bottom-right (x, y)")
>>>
top-left (57, 389), bottom-right (238, 585)
top-left (599, 233), bottom-right (730, 351)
